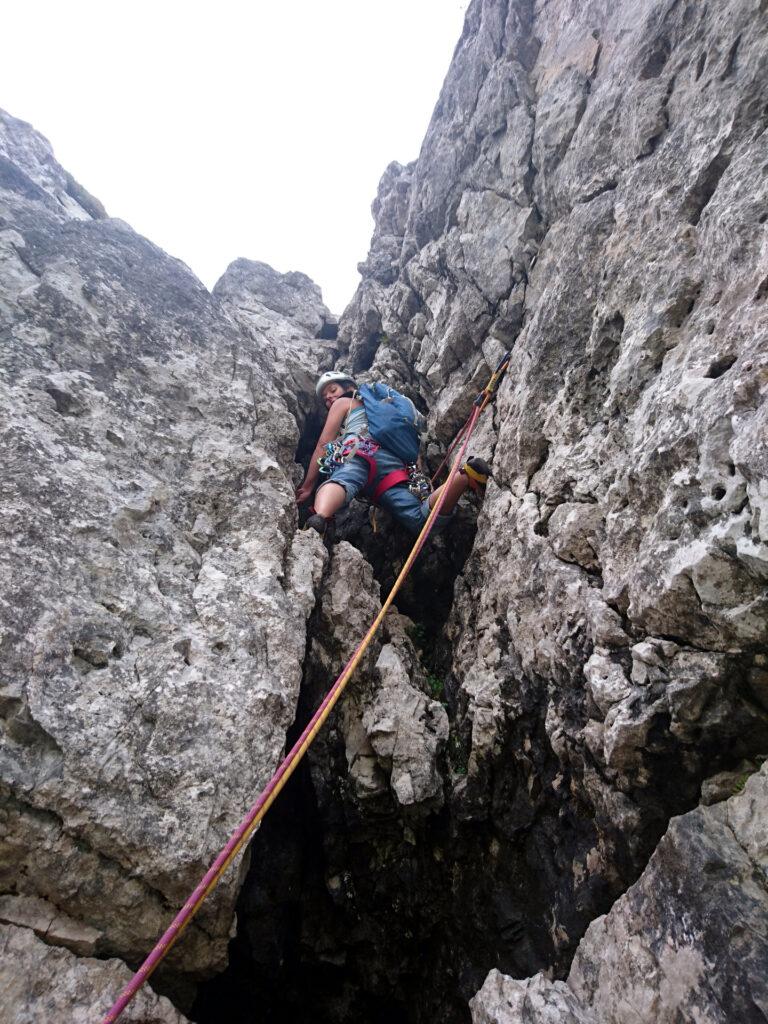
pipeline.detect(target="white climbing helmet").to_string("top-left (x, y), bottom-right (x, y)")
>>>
top-left (315, 370), bottom-right (357, 397)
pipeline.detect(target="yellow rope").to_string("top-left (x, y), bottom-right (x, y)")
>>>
top-left (101, 404), bottom-right (482, 1024)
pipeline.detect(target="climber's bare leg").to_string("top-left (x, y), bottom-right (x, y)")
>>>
top-left (314, 482), bottom-right (347, 519)
top-left (428, 474), bottom-right (470, 516)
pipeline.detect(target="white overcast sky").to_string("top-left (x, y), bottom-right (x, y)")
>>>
top-left (2, 1), bottom-right (470, 313)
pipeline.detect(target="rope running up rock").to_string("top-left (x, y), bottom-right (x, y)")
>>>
top-left (100, 354), bottom-right (509, 1023)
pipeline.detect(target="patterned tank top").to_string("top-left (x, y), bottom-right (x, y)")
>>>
top-left (342, 403), bottom-right (368, 441)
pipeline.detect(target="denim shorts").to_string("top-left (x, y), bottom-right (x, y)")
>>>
top-left (317, 450), bottom-right (453, 536)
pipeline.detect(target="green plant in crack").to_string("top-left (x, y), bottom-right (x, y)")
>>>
top-left (426, 673), bottom-right (444, 700)
top-left (732, 772), bottom-right (751, 795)
top-left (407, 622), bottom-right (447, 703)
top-left (407, 622), bottom-right (427, 651)
top-left (447, 729), bottom-right (469, 776)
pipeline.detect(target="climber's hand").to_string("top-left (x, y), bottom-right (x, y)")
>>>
top-left (296, 482), bottom-right (314, 505)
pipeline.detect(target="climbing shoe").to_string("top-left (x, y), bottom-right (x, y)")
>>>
top-left (304, 513), bottom-right (329, 536)
top-left (461, 456), bottom-right (492, 494)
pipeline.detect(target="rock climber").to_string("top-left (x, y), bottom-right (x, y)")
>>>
top-left (295, 370), bottom-right (490, 537)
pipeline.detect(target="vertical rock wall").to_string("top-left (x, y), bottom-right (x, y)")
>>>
top-left (0, 107), bottom-right (333, 1010)
top-left (333, 0), bottom-right (768, 1018)
top-left (2, 0), bottom-right (767, 1019)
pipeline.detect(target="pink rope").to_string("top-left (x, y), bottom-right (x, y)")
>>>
top-left (430, 415), bottom-right (472, 486)
top-left (100, 405), bottom-right (481, 1023)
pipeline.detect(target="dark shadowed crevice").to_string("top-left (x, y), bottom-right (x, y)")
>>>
top-left (639, 36), bottom-right (671, 79)
top-left (352, 331), bottom-right (385, 373)
top-left (189, 663), bottom-right (569, 1024)
top-left (190, 418), bottom-right (571, 1023)
top-left (682, 149), bottom-right (732, 224)
top-left (317, 317), bottom-right (339, 340)
top-left (704, 354), bottom-right (737, 378)
top-left (189, 669), bottom-right (415, 1024)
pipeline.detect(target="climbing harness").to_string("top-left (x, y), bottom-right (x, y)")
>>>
top-left (99, 353), bottom-right (510, 1024)
top-left (368, 462), bottom-right (429, 534)
top-left (318, 434), bottom-right (380, 476)
top-left (318, 431), bottom-right (426, 507)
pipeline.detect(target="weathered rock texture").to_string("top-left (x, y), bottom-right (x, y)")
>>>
top-left (0, 922), bottom-right (190, 1024)
top-left (327, 0), bottom-right (768, 1018)
top-left (3, 0), bottom-right (768, 1019)
top-left (471, 761), bottom-right (768, 1023)
top-left (0, 106), bottom-right (333, 1008)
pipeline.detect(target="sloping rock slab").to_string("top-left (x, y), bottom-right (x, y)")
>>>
top-left (0, 922), bottom-right (189, 1023)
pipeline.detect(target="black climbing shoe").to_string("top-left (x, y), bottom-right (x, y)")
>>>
top-left (461, 456), bottom-right (492, 493)
top-left (304, 513), bottom-right (329, 536)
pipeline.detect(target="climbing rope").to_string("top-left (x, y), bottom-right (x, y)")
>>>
top-left (430, 350), bottom-right (510, 486)
top-left (100, 354), bottom-right (508, 1024)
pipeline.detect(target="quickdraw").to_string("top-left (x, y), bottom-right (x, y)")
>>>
top-left (318, 434), bottom-right (380, 475)
top-left (406, 464), bottom-right (432, 500)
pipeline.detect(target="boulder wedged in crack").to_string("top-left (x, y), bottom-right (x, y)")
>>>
top-left (0, 106), bottom-right (330, 1001)
top-left (306, 542), bottom-right (449, 817)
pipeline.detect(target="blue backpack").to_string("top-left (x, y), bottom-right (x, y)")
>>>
top-left (358, 382), bottom-right (425, 464)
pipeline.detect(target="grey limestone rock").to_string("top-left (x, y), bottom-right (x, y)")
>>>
top-left (565, 761), bottom-right (768, 1023)
top-left (0, 106), bottom-right (329, 998)
top-left (333, 0), bottom-right (768, 1012)
top-left (0, 109), bottom-right (106, 221)
top-left (306, 543), bottom-right (448, 815)
top-left (3, 0), bottom-right (768, 1016)
top-left (470, 970), bottom-right (595, 1024)
top-left (471, 761), bottom-right (768, 1023)
top-left (0, 922), bottom-right (189, 1023)
top-left (212, 256), bottom-right (340, 452)
top-left (213, 256), bottom-right (336, 337)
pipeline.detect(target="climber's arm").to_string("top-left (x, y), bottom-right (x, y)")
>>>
top-left (296, 398), bottom-right (352, 503)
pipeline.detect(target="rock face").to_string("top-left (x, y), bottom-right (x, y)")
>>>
top-left (0, 922), bottom-right (189, 1024)
top-left (0, 106), bottom-right (331, 1007)
top-left (471, 761), bottom-right (768, 1023)
top-left (326, 0), bottom-right (768, 1018)
top-left (212, 258), bottom-right (338, 437)
top-left (471, 971), bottom-right (594, 1024)
top-left (2, 0), bottom-right (768, 1019)
top-left (567, 760), bottom-right (768, 1023)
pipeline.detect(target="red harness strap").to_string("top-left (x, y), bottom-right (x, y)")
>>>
top-left (355, 452), bottom-right (379, 490)
top-left (355, 452), bottom-right (410, 504)
top-left (373, 468), bottom-right (410, 502)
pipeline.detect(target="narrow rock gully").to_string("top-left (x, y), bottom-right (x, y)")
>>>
top-left (190, 492), bottom-right (484, 1023)
top-left (189, 411), bottom-right (546, 1023)
top-left (186, 397), bottom-right (628, 1024)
